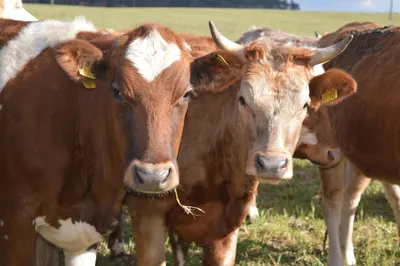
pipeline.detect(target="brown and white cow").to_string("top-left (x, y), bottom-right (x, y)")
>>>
top-left (0, 0), bottom-right (36, 21)
top-left (102, 21), bottom-right (356, 265)
top-left (295, 22), bottom-right (400, 266)
top-left (0, 17), bottom-right (236, 266)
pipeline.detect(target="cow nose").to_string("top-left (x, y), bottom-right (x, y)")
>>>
top-left (134, 166), bottom-right (171, 186)
top-left (255, 154), bottom-right (288, 174)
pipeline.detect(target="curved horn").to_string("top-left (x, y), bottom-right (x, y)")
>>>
top-left (209, 21), bottom-right (244, 52)
top-left (308, 34), bottom-right (353, 66)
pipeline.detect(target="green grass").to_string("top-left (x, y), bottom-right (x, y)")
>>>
top-left (25, 5), bottom-right (400, 38)
top-left (92, 161), bottom-right (399, 266)
top-left (25, 6), bottom-right (400, 265)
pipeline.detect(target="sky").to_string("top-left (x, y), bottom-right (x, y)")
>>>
top-left (296, 0), bottom-right (398, 13)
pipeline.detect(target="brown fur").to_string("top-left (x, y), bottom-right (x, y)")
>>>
top-left (294, 22), bottom-right (400, 266)
top-left (107, 32), bottom-right (357, 265)
top-left (0, 19), bottom-right (237, 265)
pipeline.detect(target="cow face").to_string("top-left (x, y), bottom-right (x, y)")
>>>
top-left (295, 69), bottom-right (357, 167)
top-left (98, 25), bottom-right (198, 194)
top-left (55, 25), bottom-right (198, 194)
top-left (208, 21), bottom-right (355, 183)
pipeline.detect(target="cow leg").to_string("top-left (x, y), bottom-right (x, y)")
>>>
top-left (382, 182), bottom-right (400, 243)
top-left (319, 158), bottom-right (345, 266)
top-left (169, 230), bottom-right (191, 266)
top-left (36, 234), bottom-right (60, 266)
top-left (63, 248), bottom-right (97, 266)
top-left (339, 161), bottom-right (370, 266)
top-left (130, 212), bottom-right (167, 266)
top-left (202, 228), bottom-right (239, 266)
top-left (246, 194), bottom-right (260, 224)
top-left (107, 210), bottom-right (127, 258)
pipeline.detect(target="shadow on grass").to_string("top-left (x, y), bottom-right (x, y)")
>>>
top-left (255, 159), bottom-right (396, 224)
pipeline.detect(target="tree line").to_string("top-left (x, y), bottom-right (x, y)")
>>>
top-left (25, 0), bottom-right (300, 9)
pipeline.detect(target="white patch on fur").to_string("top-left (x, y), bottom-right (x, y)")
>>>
top-left (173, 233), bottom-right (185, 266)
top-left (311, 63), bottom-right (325, 76)
top-left (34, 216), bottom-right (102, 253)
top-left (111, 239), bottom-right (126, 256)
top-left (64, 249), bottom-right (97, 266)
top-left (297, 126), bottom-right (318, 147)
top-left (0, 219), bottom-right (3, 226)
top-left (2, 0), bottom-right (37, 22)
top-left (125, 29), bottom-right (181, 82)
top-left (0, 17), bottom-right (96, 91)
top-left (248, 205), bottom-right (260, 221)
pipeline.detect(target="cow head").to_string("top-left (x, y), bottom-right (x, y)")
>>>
top-left (207, 21), bottom-right (354, 183)
top-left (56, 24), bottom-right (201, 194)
top-left (295, 69), bottom-right (357, 167)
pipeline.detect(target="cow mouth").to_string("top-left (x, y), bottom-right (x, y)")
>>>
top-left (255, 176), bottom-right (289, 185)
top-left (125, 186), bottom-right (176, 198)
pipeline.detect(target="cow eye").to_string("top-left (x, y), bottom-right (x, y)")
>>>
top-left (182, 89), bottom-right (195, 102)
top-left (111, 82), bottom-right (122, 99)
top-left (303, 103), bottom-right (309, 109)
top-left (239, 96), bottom-right (246, 106)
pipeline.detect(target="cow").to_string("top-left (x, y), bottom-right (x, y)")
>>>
top-left (294, 22), bottom-right (400, 266)
top-left (235, 25), bottom-right (319, 47)
top-left (0, 0), bottom-right (36, 21)
top-left (101, 21), bottom-right (356, 265)
top-left (0, 17), bottom-right (238, 266)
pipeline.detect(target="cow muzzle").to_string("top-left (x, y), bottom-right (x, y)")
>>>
top-left (246, 151), bottom-right (293, 184)
top-left (124, 160), bottom-right (178, 193)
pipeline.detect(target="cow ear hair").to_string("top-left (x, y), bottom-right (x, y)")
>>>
top-left (309, 68), bottom-right (357, 110)
top-left (55, 39), bottom-right (104, 89)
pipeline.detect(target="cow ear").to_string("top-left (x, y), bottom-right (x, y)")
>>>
top-left (55, 39), bottom-right (105, 89)
top-left (190, 50), bottom-right (244, 93)
top-left (309, 68), bottom-right (357, 110)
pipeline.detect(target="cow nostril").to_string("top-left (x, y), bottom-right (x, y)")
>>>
top-left (278, 158), bottom-right (289, 170)
top-left (160, 168), bottom-right (171, 184)
top-left (328, 151), bottom-right (334, 162)
top-left (133, 167), bottom-right (144, 184)
top-left (255, 155), bottom-right (266, 170)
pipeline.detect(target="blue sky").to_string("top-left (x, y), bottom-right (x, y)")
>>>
top-left (296, 0), bottom-right (398, 13)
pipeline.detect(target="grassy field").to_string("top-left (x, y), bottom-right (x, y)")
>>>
top-left (26, 5), bottom-right (400, 265)
top-left (25, 4), bottom-right (400, 38)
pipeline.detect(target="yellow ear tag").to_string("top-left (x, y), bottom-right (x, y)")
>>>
top-left (321, 88), bottom-right (338, 103)
top-left (81, 80), bottom-right (96, 89)
top-left (78, 65), bottom-right (96, 89)
top-left (216, 54), bottom-right (230, 67)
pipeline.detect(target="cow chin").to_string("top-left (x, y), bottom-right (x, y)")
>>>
top-left (123, 159), bottom-right (179, 195)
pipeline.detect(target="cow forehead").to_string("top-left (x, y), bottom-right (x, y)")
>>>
top-left (125, 29), bottom-right (182, 83)
top-left (241, 64), bottom-right (310, 109)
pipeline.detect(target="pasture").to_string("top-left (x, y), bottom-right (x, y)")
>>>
top-left (24, 5), bottom-right (400, 265)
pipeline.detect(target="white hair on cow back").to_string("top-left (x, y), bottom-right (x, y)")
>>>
top-left (0, 16), bottom-right (96, 91)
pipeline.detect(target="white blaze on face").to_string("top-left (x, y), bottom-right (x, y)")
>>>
top-left (34, 216), bottom-right (102, 253)
top-left (297, 126), bottom-right (318, 147)
top-left (125, 29), bottom-right (181, 82)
